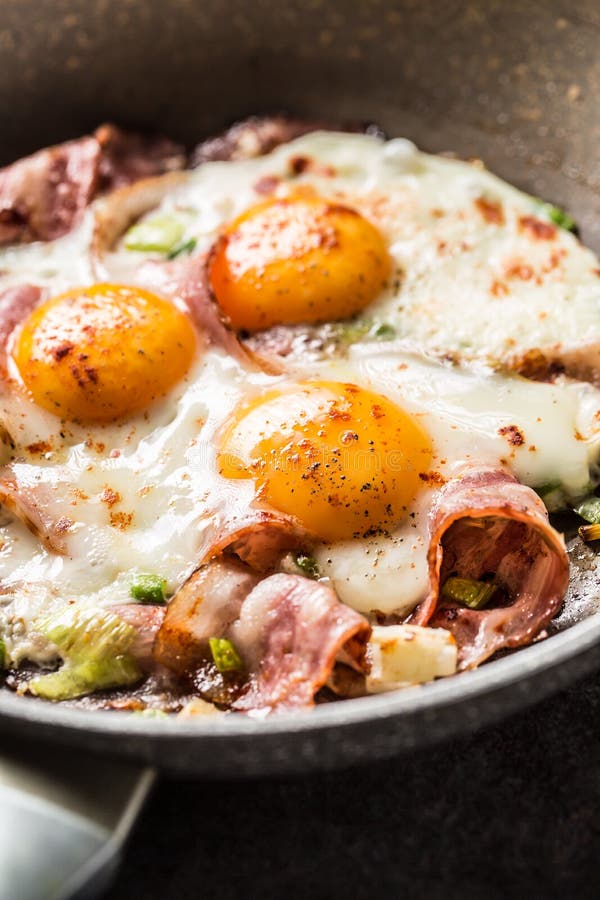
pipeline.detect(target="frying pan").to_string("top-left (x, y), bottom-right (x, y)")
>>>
top-left (1, 0), bottom-right (600, 896)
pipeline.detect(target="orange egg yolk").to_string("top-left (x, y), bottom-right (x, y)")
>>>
top-left (218, 381), bottom-right (432, 541)
top-left (12, 283), bottom-right (196, 423)
top-left (208, 196), bottom-right (391, 332)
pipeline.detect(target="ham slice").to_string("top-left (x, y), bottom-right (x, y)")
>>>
top-left (154, 558), bottom-right (260, 674)
top-left (133, 254), bottom-right (283, 371)
top-left (154, 557), bottom-right (370, 713)
top-left (0, 137), bottom-right (100, 244)
top-left (201, 508), bottom-right (312, 572)
top-left (412, 465), bottom-right (569, 669)
top-left (231, 573), bottom-right (370, 712)
top-left (133, 254), bottom-right (244, 359)
top-left (0, 285), bottom-right (42, 369)
top-left (190, 116), bottom-right (326, 166)
top-left (0, 125), bottom-right (185, 246)
top-left (94, 124), bottom-right (185, 191)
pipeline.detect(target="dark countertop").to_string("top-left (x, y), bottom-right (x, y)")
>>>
top-left (111, 670), bottom-right (600, 900)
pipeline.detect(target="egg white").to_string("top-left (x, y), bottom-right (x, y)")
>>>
top-left (1, 130), bottom-right (600, 667)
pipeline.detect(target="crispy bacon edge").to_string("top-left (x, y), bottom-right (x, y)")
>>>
top-left (412, 465), bottom-right (570, 669)
top-left (154, 514), bottom-right (370, 713)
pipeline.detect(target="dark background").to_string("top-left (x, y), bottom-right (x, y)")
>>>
top-left (112, 668), bottom-right (600, 899)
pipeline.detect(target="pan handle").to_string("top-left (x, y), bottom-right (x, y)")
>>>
top-left (0, 736), bottom-right (155, 900)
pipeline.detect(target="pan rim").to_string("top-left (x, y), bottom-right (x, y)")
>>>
top-left (2, 608), bottom-right (600, 742)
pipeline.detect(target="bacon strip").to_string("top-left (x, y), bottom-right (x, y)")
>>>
top-left (0, 285), bottom-right (42, 369)
top-left (0, 464), bottom-right (72, 553)
top-left (412, 466), bottom-right (569, 669)
top-left (0, 125), bottom-right (185, 246)
top-left (133, 254), bottom-right (283, 371)
top-left (154, 556), bottom-right (370, 713)
top-left (94, 124), bottom-right (185, 191)
top-left (112, 603), bottom-right (166, 671)
top-left (0, 137), bottom-right (101, 245)
top-left (201, 508), bottom-right (312, 572)
top-left (508, 343), bottom-right (600, 386)
top-left (190, 116), bottom-right (327, 166)
top-left (153, 559), bottom-right (260, 675)
top-left (231, 573), bottom-right (370, 712)
top-left (90, 171), bottom-right (188, 276)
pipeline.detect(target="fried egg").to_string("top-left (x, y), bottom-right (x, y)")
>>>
top-left (1, 128), bottom-right (600, 679)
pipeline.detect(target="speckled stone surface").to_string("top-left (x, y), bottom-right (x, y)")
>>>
top-left (1, 0), bottom-right (599, 247)
top-left (111, 669), bottom-right (600, 900)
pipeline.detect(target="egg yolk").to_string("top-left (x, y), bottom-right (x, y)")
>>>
top-left (218, 381), bottom-right (432, 541)
top-left (12, 283), bottom-right (196, 422)
top-left (208, 196), bottom-right (391, 332)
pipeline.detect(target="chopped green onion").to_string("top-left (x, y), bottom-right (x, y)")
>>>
top-left (29, 608), bottom-right (142, 701)
top-left (167, 237), bottom-right (197, 260)
top-left (574, 496), bottom-right (600, 525)
top-left (534, 481), bottom-right (562, 499)
top-left (130, 574), bottom-right (167, 605)
top-left (208, 637), bottom-right (243, 673)
top-left (371, 323), bottom-right (396, 340)
top-left (535, 200), bottom-right (577, 233)
top-left (335, 320), bottom-right (397, 345)
top-left (293, 552), bottom-right (320, 580)
top-left (441, 576), bottom-right (497, 610)
top-left (0, 637), bottom-right (5, 669)
top-left (124, 215), bottom-right (185, 253)
top-left (579, 523), bottom-right (600, 543)
top-left (30, 656), bottom-right (141, 701)
top-left (335, 321), bottom-right (372, 344)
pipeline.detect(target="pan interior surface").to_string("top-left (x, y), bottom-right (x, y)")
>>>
top-left (0, 0), bottom-right (600, 767)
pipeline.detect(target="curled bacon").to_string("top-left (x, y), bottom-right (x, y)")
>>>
top-left (132, 254), bottom-right (283, 372)
top-left (0, 125), bottom-right (185, 246)
top-left (412, 466), bottom-right (569, 669)
top-left (90, 171), bottom-right (187, 276)
top-left (154, 558), bottom-right (369, 713)
top-left (190, 116), bottom-right (326, 166)
top-left (0, 137), bottom-right (100, 244)
top-left (231, 573), bottom-right (370, 712)
top-left (94, 124), bottom-right (185, 191)
top-left (154, 558), bottom-right (260, 675)
top-left (154, 504), bottom-right (368, 712)
top-left (201, 508), bottom-right (313, 573)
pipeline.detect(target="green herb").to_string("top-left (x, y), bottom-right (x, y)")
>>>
top-left (293, 552), bottom-right (320, 580)
top-left (124, 215), bottom-right (185, 253)
top-left (208, 637), bottom-right (243, 673)
top-left (29, 608), bottom-right (142, 701)
top-left (535, 200), bottom-right (577, 233)
top-left (534, 481), bottom-right (562, 499)
top-left (167, 237), bottom-right (197, 260)
top-left (371, 323), bottom-right (396, 340)
top-left (0, 637), bottom-right (5, 669)
top-left (130, 574), bottom-right (168, 605)
top-left (335, 320), bottom-right (397, 345)
top-left (335, 321), bottom-right (372, 344)
top-left (441, 576), bottom-right (497, 610)
top-left (579, 523), bottom-right (600, 543)
top-left (574, 496), bottom-right (600, 525)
